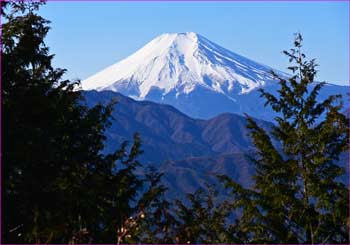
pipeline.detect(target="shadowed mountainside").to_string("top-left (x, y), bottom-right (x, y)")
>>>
top-left (84, 90), bottom-right (272, 164)
top-left (83, 90), bottom-right (348, 199)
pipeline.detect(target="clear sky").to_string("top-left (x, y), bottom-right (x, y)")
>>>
top-left (39, 1), bottom-right (349, 86)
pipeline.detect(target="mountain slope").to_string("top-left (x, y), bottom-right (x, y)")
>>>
top-left (84, 90), bottom-right (270, 199)
top-left (84, 90), bottom-right (348, 201)
top-left (82, 32), bottom-right (279, 96)
top-left (84, 90), bottom-right (272, 164)
top-left (81, 32), bottom-right (348, 120)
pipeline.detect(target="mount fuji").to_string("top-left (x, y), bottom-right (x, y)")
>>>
top-left (81, 33), bottom-right (349, 199)
top-left (81, 32), bottom-right (348, 120)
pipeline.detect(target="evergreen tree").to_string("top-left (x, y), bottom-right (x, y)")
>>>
top-left (221, 33), bottom-right (349, 243)
top-left (124, 166), bottom-right (177, 244)
top-left (2, 1), bottom-right (164, 243)
top-left (131, 182), bottom-right (233, 244)
top-left (171, 185), bottom-right (232, 244)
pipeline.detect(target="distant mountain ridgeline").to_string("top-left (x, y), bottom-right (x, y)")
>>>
top-left (83, 90), bottom-right (349, 200)
top-left (84, 90), bottom-right (272, 163)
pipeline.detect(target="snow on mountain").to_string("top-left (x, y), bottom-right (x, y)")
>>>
top-left (82, 32), bottom-right (280, 97)
top-left (81, 32), bottom-right (348, 120)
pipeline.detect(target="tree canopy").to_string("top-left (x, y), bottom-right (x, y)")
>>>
top-left (221, 33), bottom-right (349, 244)
top-left (2, 1), bottom-right (165, 243)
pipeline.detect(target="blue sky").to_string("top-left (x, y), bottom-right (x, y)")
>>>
top-left (40, 1), bottom-right (349, 85)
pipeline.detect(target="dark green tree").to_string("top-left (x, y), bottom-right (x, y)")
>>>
top-left (127, 182), bottom-right (233, 244)
top-left (122, 166), bottom-right (176, 244)
top-left (2, 1), bottom-right (164, 243)
top-left (221, 33), bottom-right (349, 243)
top-left (171, 185), bottom-right (232, 244)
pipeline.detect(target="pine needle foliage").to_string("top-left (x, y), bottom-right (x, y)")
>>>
top-left (2, 2), bottom-right (164, 243)
top-left (221, 33), bottom-right (349, 244)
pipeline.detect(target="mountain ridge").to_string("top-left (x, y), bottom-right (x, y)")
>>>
top-left (84, 90), bottom-right (273, 163)
top-left (84, 90), bottom-right (348, 200)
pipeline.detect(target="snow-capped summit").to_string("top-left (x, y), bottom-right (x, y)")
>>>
top-left (81, 32), bottom-right (347, 120)
top-left (82, 32), bottom-right (279, 99)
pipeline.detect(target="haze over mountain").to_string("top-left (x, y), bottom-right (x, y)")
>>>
top-left (84, 90), bottom-right (271, 198)
top-left (84, 90), bottom-right (348, 200)
top-left (82, 32), bottom-right (348, 120)
top-left (85, 90), bottom-right (272, 163)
